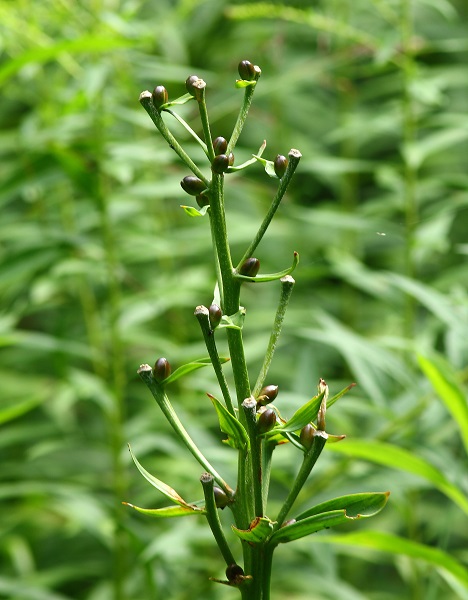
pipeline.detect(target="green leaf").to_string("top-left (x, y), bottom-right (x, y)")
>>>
top-left (252, 154), bottom-right (277, 178)
top-left (218, 307), bottom-right (246, 330)
top-left (123, 501), bottom-right (205, 518)
top-left (310, 531), bottom-right (468, 588)
top-left (418, 353), bottom-right (468, 455)
top-left (0, 396), bottom-right (43, 425)
top-left (208, 394), bottom-right (250, 450)
top-left (180, 205), bottom-right (210, 217)
top-left (163, 357), bottom-right (229, 385)
top-left (326, 382), bottom-right (356, 409)
top-left (264, 390), bottom-right (325, 437)
top-left (328, 440), bottom-right (468, 516)
top-left (160, 93), bottom-right (194, 108)
top-left (296, 491), bottom-right (390, 521)
top-left (229, 140), bottom-right (267, 171)
top-left (270, 510), bottom-right (364, 544)
top-left (127, 444), bottom-right (188, 506)
top-left (232, 517), bottom-right (275, 543)
top-left (235, 79), bottom-right (256, 88)
top-left (235, 252), bottom-right (299, 283)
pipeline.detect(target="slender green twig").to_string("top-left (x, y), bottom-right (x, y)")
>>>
top-left (164, 108), bottom-right (209, 155)
top-left (242, 398), bottom-right (264, 518)
top-left (253, 276), bottom-right (295, 396)
top-left (237, 149), bottom-right (302, 268)
top-left (194, 305), bottom-right (235, 415)
top-left (196, 85), bottom-right (215, 161)
top-left (138, 365), bottom-right (231, 494)
top-left (139, 91), bottom-right (210, 186)
top-left (274, 433), bottom-right (328, 529)
top-left (227, 84), bottom-right (258, 155)
top-left (201, 473), bottom-right (237, 566)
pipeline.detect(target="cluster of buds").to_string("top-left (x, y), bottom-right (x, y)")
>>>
top-left (237, 60), bottom-right (261, 82)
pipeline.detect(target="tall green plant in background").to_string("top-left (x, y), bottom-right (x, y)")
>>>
top-left (125, 62), bottom-right (389, 598)
top-left (1, 0), bottom-right (468, 598)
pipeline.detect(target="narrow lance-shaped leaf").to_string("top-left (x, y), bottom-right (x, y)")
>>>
top-left (123, 502), bottom-right (206, 518)
top-left (127, 444), bottom-right (188, 506)
top-left (263, 390), bottom-right (325, 438)
top-left (163, 357), bottom-right (229, 386)
top-left (208, 394), bottom-right (250, 450)
top-left (296, 491), bottom-right (390, 521)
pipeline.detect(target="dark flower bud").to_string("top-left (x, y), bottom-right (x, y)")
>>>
top-left (274, 154), bottom-right (288, 178)
top-left (186, 74), bottom-right (205, 100)
top-left (228, 152), bottom-right (235, 166)
top-left (238, 60), bottom-right (256, 81)
top-left (299, 423), bottom-right (316, 450)
top-left (209, 303), bottom-right (222, 330)
top-left (226, 563), bottom-right (244, 583)
top-left (257, 408), bottom-right (277, 434)
top-left (152, 85), bottom-right (168, 110)
top-left (196, 192), bottom-right (210, 208)
top-left (213, 136), bottom-right (228, 155)
top-left (181, 176), bottom-right (206, 196)
top-left (213, 486), bottom-right (229, 509)
top-left (211, 154), bottom-right (230, 174)
top-left (239, 257), bottom-right (260, 277)
top-left (153, 357), bottom-right (171, 383)
top-left (257, 384), bottom-right (279, 406)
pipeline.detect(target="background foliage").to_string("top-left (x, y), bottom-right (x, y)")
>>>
top-left (1, 0), bottom-right (468, 598)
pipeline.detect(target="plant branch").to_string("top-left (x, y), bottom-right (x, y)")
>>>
top-left (242, 397), bottom-right (264, 518)
top-left (138, 365), bottom-right (231, 494)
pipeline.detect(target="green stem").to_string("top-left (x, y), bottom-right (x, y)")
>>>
top-left (200, 473), bottom-right (237, 566)
top-left (237, 149), bottom-right (302, 268)
top-left (261, 544), bottom-right (275, 600)
top-left (227, 84), bottom-right (258, 155)
top-left (138, 366), bottom-right (231, 494)
top-left (194, 305), bottom-right (235, 415)
top-left (139, 91), bottom-right (210, 186)
top-left (261, 441), bottom-right (275, 512)
top-left (242, 398), bottom-right (264, 518)
top-left (253, 276), bottom-right (295, 396)
top-left (164, 108), bottom-right (209, 155)
top-left (196, 86), bottom-right (215, 161)
top-left (274, 433), bottom-right (327, 529)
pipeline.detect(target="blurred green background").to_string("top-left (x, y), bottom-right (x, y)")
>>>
top-left (1, 0), bottom-right (468, 598)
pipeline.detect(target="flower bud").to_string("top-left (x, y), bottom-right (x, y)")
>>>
top-left (274, 154), bottom-right (288, 178)
top-left (257, 408), bottom-right (277, 434)
top-left (211, 154), bottom-right (230, 174)
top-left (213, 136), bottom-right (228, 155)
top-left (238, 60), bottom-right (256, 81)
top-left (213, 486), bottom-right (229, 509)
top-left (196, 192), bottom-right (210, 208)
top-left (239, 257), bottom-right (260, 277)
top-left (226, 563), bottom-right (244, 583)
top-left (181, 175), bottom-right (206, 196)
top-left (257, 384), bottom-right (279, 406)
top-left (186, 74), bottom-right (205, 100)
top-left (299, 423), bottom-right (315, 450)
top-left (228, 152), bottom-right (235, 166)
top-left (152, 85), bottom-right (168, 110)
top-left (153, 357), bottom-right (171, 383)
top-left (209, 303), bottom-right (222, 330)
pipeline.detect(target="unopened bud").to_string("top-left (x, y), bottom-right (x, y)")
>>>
top-left (209, 304), bottom-right (222, 330)
top-left (213, 136), bottom-right (228, 155)
top-left (196, 192), bottom-right (210, 208)
top-left (153, 357), bottom-right (171, 383)
top-left (300, 424), bottom-right (315, 450)
top-left (152, 85), bottom-right (168, 110)
top-left (181, 176), bottom-right (206, 196)
top-left (239, 257), bottom-right (260, 277)
top-left (274, 154), bottom-right (288, 178)
top-left (257, 384), bottom-right (279, 406)
top-left (317, 378), bottom-right (329, 431)
top-left (226, 563), bottom-right (244, 583)
top-left (228, 152), bottom-right (235, 166)
top-left (238, 60), bottom-right (256, 81)
top-left (213, 486), bottom-right (229, 509)
top-left (212, 154), bottom-right (230, 174)
top-left (257, 408), bottom-right (277, 434)
top-left (186, 74), bottom-right (205, 100)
